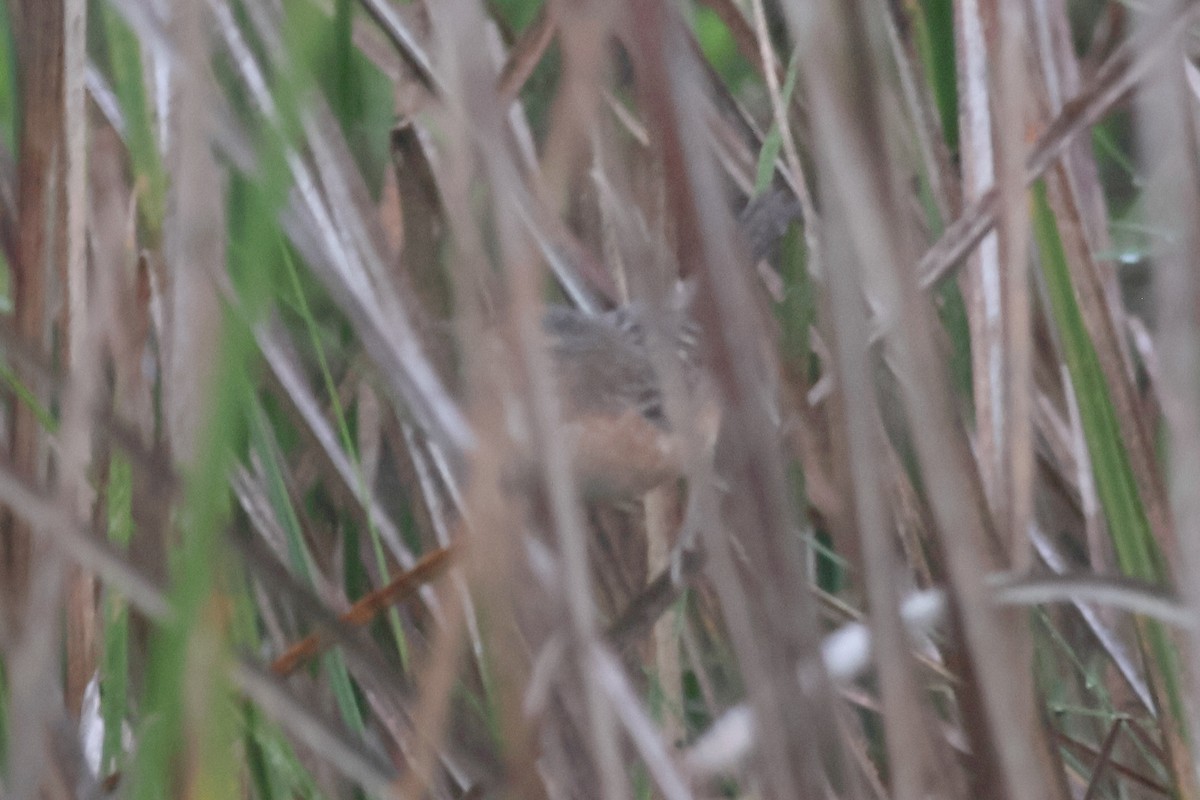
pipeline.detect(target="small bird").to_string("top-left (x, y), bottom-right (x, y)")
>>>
top-left (541, 294), bottom-right (716, 500)
top-left (540, 187), bottom-right (796, 497)
top-left (272, 191), bottom-right (795, 673)
top-left (271, 295), bottom-right (712, 675)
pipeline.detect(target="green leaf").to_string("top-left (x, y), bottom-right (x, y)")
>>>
top-left (754, 48), bottom-right (801, 195)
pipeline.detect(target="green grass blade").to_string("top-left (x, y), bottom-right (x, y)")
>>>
top-left (1032, 179), bottom-right (1188, 761)
top-left (913, 0), bottom-right (957, 152)
top-left (1032, 181), bottom-right (1159, 582)
top-left (754, 49), bottom-right (801, 195)
top-left (97, 4), bottom-right (166, 236)
top-left (100, 455), bottom-right (134, 775)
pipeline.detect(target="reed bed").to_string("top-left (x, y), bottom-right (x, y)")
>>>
top-left (0, 0), bottom-right (1197, 798)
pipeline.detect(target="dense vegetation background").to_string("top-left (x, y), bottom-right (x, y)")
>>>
top-left (0, 0), bottom-right (1197, 798)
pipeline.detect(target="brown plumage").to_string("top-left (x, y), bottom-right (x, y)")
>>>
top-left (542, 300), bottom-right (714, 499)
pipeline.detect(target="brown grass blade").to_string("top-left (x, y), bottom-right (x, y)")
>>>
top-left (357, 0), bottom-right (439, 95)
top-left (1052, 729), bottom-right (1171, 797)
top-left (1080, 720), bottom-right (1124, 800)
top-left (61, 0), bottom-right (95, 721)
top-left (953, 0), bottom-right (1008, 545)
top-left (270, 543), bottom-right (457, 677)
top-left (7, 0), bottom-right (65, 616)
top-left (628, 0), bottom-right (854, 796)
top-left (496, 3), bottom-right (558, 103)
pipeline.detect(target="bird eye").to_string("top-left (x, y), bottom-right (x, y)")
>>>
top-left (638, 388), bottom-right (665, 423)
